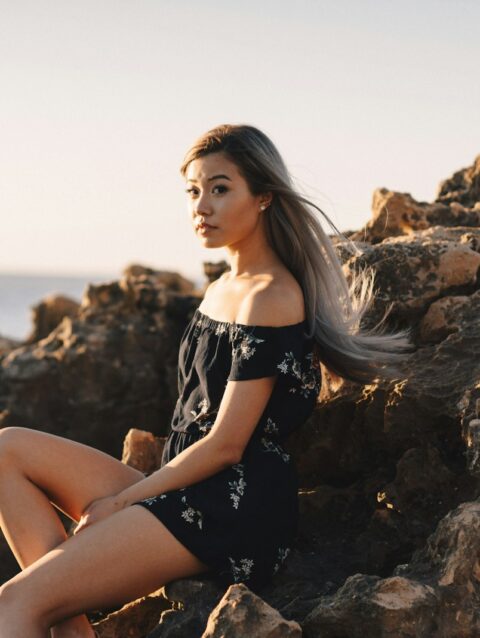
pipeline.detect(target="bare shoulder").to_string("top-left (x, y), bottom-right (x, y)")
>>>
top-left (202, 275), bottom-right (222, 299)
top-left (238, 277), bottom-right (305, 327)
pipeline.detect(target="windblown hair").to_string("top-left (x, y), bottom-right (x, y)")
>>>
top-left (180, 123), bottom-right (414, 385)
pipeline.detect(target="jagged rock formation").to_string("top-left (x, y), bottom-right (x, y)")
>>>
top-left (26, 294), bottom-right (81, 343)
top-left (0, 268), bottom-right (203, 458)
top-left (0, 336), bottom-right (21, 357)
top-left (0, 156), bottom-right (479, 636)
top-left (303, 500), bottom-right (480, 637)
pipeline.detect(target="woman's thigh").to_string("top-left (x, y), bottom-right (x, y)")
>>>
top-left (1, 504), bottom-right (211, 628)
top-left (0, 426), bottom-right (146, 521)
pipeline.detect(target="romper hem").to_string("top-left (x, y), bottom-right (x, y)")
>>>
top-left (131, 500), bottom-right (219, 572)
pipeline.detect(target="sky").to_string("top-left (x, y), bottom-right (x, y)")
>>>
top-left (2, 0), bottom-right (479, 284)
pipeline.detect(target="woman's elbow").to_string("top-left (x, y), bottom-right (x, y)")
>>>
top-left (206, 434), bottom-right (243, 466)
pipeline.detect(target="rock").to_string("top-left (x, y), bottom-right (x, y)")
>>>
top-left (349, 188), bottom-right (480, 245)
top-left (1, 154), bottom-right (480, 636)
top-left (283, 247), bottom-right (480, 586)
top-left (340, 238), bottom-right (480, 328)
top-left (0, 272), bottom-right (201, 458)
top-left (26, 294), bottom-right (80, 344)
top-left (304, 573), bottom-right (438, 638)
top-left (202, 260), bottom-right (230, 285)
top-left (201, 583), bottom-right (302, 637)
top-left (303, 499), bottom-right (480, 637)
top-left (122, 428), bottom-right (166, 475)
top-left (465, 405), bottom-right (480, 478)
top-left (146, 577), bottom-right (225, 637)
top-left (418, 294), bottom-right (470, 343)
top-left (436, 154), bottom-right (480, 207)
top-left (122, 264), bottom-right (196, 294)
top-left (347, 155), bottom-right (480, 244)
top-left (92, 589), bottom-right (171, 638)
top-left (0, 336), bottom-right (22, 358)
top-left (378, 446), bottom-right (457, 524)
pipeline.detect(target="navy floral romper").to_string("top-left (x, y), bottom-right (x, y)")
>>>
top-left (133, 307), bottom-right (321, 591)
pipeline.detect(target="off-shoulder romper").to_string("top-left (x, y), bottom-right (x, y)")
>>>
top-left (133, 307), bottom-right (321, 591)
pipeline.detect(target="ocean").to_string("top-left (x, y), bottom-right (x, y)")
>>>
top-left (0, 271), bottom-right (206, 342)
top-left (0, 273), bottom-right (119, 341)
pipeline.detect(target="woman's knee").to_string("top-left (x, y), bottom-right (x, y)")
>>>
top-left (0, 426), bottom-right (29, 469)
top-left (0, 578), bottom-right (49, 631)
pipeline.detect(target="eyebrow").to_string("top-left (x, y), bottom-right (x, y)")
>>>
top-left (187, 174), bottom-right (232, 183)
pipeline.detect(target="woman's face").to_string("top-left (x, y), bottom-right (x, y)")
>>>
top-left (185, 152), bottom-right (269, 249)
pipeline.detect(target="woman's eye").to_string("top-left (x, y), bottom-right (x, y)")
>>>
top-left (184, 185), bottom-right (228, 196)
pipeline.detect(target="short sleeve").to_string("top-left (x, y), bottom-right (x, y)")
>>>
top-left (227, 325), bottom-right (302, 381)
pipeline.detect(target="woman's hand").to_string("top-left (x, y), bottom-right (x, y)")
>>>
top-left (73, 494), bottom-right (126, 535)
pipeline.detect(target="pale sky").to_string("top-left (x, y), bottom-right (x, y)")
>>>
top-left (2, 0), bottom-right (479, 283)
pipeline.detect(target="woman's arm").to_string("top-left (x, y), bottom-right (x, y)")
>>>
top-left (74, 291), bottom-right (284, 532)
top-left (116, 374), bottom-right (276, 507)
top-left (74, 376), bottom-right (277, 533)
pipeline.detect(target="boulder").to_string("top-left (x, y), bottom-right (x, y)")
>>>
top-left (0, 271), bottom-right (200, 458)
top-left (145, 578), bottom-right (225, 637)
top-left (93, 589), bottom-right (171, 638)
top-left (122, 263), bottom-right (197, 294)
top-left (26, 294), bottom-right (80, 344)
top-left (436, 154), bottom-right (480, 207)
top-left (122, 428), bottom-right (166, 475)
top-left (201, 583), bottom-right (302, 637)
top-left (303, 499), bottom-right (480, 637)
top-left (0, 336), bottom-right (22, 358)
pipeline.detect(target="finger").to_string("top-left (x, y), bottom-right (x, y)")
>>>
top-left (74, 516), bottom-right (89, 534)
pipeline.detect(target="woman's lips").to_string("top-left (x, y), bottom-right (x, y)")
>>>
top-left (197, 223), bottom-right (217, 234)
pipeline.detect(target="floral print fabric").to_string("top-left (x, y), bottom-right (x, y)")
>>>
top-left (133, 307), bottom-right (321, 592)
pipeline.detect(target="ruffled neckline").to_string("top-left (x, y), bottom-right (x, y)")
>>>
top-left (194, 307), bottom-right (308, 330)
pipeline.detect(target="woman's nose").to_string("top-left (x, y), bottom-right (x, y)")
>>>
top-left (193, 194), bottom-right (212, 215)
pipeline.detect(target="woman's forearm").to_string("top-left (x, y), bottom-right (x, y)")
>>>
top-left (116, 433), bottom-right (237, 507)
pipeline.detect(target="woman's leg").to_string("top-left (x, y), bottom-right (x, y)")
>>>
top-left (0, 426), bottom-right (147, 636)
top-left (0, 504), bottom-right (210, 637)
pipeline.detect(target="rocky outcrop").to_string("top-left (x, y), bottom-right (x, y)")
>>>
top-left (303, 499), bottom-right (480, 637)
top-left (0, 271), bottom-right (202, 457)
top-left (93, 589), bottom-right (171, 638)
top-left (122, 264), bottom-right (197, 293)
top-left (0, 336), bottom-right (22, 357)
top-left (349, 155), bottom-right (480, 244)
top-left (26, 294), bottom-right (80, 343)
top-left (201, 583), bottom-right (302, 637)
top-left (0, 155), bottom-right (479, 636)
top-left (436, 154), bottom-right (480, 207)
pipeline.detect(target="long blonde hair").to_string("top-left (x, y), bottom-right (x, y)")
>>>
top-left (180, 124), bottom-right (414, 385)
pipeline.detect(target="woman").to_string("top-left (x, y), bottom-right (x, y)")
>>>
top-left (0, 124), bottom-right (412, 637)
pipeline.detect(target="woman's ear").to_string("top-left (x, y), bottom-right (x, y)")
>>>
top-left (260, 192), bottom-right (273, 209)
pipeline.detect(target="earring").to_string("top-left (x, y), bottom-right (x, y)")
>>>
top-left (260, 204), bottom-right (266, 211)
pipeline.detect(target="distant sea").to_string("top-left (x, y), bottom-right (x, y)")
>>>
top-left (0, 272), bottom-right (205, 342)
top-left (0, 273), bottom-right (119, 341)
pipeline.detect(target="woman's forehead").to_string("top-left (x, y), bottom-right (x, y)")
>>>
top-left (186, 153), bottom-right (240, 181)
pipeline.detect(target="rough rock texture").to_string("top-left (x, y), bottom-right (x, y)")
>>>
top-left (92, 589), bottom-right (171, 638)
top-left (0, 156), bottom-right (480, 636)
top-left (0, 271), bottom-right (202, 458)
top-left (349, 154), bottom-right (480, 244)
top-left (122, 264), bottom-right (196, 293)
top-left (145, 578), bottom-right (225, 637)
top-left (201, 583), bottom-right (302, 637)
top-left (0, 336), bottom-right (21, 357)
top-left (436, 154), bottom-right (480, 207)
top-left (303, 499), bottom-right (480, 637)
top-left (26, 293), bottom-right (80, 343)
top-left (122, 427), bottom-right (166, 475)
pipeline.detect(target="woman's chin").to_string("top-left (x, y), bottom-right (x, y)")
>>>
top-left (197, 234), bottom-right (223, 247)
